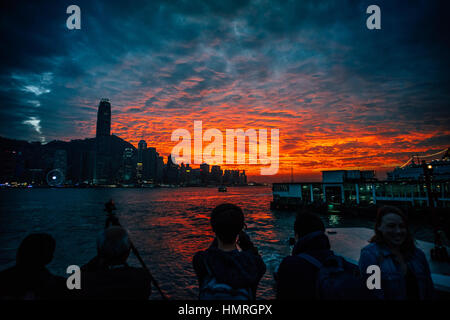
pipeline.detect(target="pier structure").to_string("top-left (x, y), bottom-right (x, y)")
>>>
top-left (271, 170), bottom-right (450, 210)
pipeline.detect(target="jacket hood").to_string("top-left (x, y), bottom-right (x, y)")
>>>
top-left (292, 231), bottom-right (332, 256)
top-left (202, 247), bottom-right (264, 289)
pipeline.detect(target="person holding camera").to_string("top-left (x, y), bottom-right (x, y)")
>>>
top-left (192, 203), bottom-right (266, 300)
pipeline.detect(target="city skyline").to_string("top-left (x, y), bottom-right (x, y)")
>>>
top-left (1, 1), bottom-right (449, 182)
top-left (0, 98), bottom-right (251, 186)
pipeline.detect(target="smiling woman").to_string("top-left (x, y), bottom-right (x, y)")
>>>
top-left (359, 205), bottom-right (435, 300)
top-left (371, 206), bottom-right (414, 253)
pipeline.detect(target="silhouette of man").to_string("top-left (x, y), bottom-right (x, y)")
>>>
top-left (79, 226), bottom-right (152, 299)
top-left (0, 233), bottom-right (66, 300)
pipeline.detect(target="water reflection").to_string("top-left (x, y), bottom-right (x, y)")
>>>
top-left (0, 187), bottom-right (287, 299)
top-left (328, 214), bottom-right (341, 227)
top-left (0, 186), bottom-right (435, 300)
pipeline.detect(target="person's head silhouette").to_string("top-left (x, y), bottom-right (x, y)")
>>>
top-left (16, 233), bottom-right (56, 269)
top-left (210, 203), bottom-right (245, 245)
top-left (97, 226), bottom-right (131, 266)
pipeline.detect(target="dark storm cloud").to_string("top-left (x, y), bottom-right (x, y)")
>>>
top-left (0, 0), bottom-right (449, 148)
top-left (417, 135), bottom-right (450, 148)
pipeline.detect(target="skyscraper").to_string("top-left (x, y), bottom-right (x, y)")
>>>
top-left (211, 165), bottom-right (223, 184)
top-left (53, 149), bottom-right (67, 178)
top-left (156, 154), bottom-right (164, 183)
top-left (93, 99), bottom-right (112, 184)
top-left (144, 147), bottom-right (157, 181)
top-left (137, 140), bottom-right (147, 163)
top-left (122, 147), bottom-right (135, 183)
top-left (200, 163), bottom-right (210, 184)
top-left (96, 99), bottom-right (111, 137)
top-left (165, 154), bottom-right (179, 184)
top-left (137, 140), bottom-right (147, 183)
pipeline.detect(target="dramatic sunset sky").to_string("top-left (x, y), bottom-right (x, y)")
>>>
top-left (1, 0), bottom-right (449, 181)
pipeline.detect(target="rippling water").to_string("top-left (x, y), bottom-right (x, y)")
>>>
top-left (0, 186), bottom-right (434, 299)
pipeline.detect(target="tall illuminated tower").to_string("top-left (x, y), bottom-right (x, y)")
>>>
top-left (136, 140), bottom-right (147, 183)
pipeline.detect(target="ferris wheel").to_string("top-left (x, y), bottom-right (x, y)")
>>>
top-left (46, 169), bottom-right (65, 187)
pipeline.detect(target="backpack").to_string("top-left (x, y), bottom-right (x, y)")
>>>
top-left (297, 253), bottom-right (370, 300)
top-left (199, 259), bottom-right (253, 300)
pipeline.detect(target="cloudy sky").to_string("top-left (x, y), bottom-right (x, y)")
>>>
top-left (1, 0), bottom-right (449, 180)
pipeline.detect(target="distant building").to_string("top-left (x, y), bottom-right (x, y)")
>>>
top-left (165, 155), bottom-right (179, 184)
top-left (136, 140), bottom-right (159, 183)
top-left (211, 165), bottom-right (223, 184)
top-left (78, 150), bottom-right (94, 184)
top-left (121, 147), bottom-right (135, 183)
top-left (94, 99), bottom-right (112, 184)
top-left (144, 147), bottom-right (157, 181)
top-left (0, 106), bottom-right (137, 187)
top-left (156, 155), bottom-right (164, 183)
top-left (191, 168), bottom-right (201, 184)
top-left (200, 163), bottom-right (210, 184)
top-left (137, 140), bottom-right (147, 162)
top-left (240, 170), bottom-right (247, 185)
top-left (223, 169), bottom-right (243, 185)
top-left (137, 140), bottom-right (147, 182)
top-left (53, 149), bottom-right (67, 177)
top-left (179, 163), bottom-right (187, 184)
top-left (29, 168), bottom-right (44, 186)
top-left (96, 98), bottom-right (111, 137)
top-left (223, 170), bottom-right (231, 184)
top-left (136, 161), bottom-right (143, 183)
top-left (232, 170), bottom-right (240, 184)
top-left (0, 149), bottom-right (18, 183)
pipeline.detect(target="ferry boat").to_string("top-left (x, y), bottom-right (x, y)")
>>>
top-left (218, 186), bottom-right (227, 192)
top-left (387, 148), bottom-right (450, 182)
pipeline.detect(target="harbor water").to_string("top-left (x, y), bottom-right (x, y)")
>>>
top-left (0, 186), bottom-right (435, 299)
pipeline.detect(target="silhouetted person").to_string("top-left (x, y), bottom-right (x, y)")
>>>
top-left (359, 206), bottom-right (435, 300)
top-left (193, 203), bottom-right (266, 300)
top-left (276, 212), bottom-right (372, 300)
top-left (79, 226), bottom-right (151, 299)
top-left (0, 233), bottom-right (66, 300)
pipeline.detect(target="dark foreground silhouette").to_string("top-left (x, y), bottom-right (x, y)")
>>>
top-left (0, 204), bottom-right (438, 300)
top-left (0, 233), bottom-right (66, 300)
